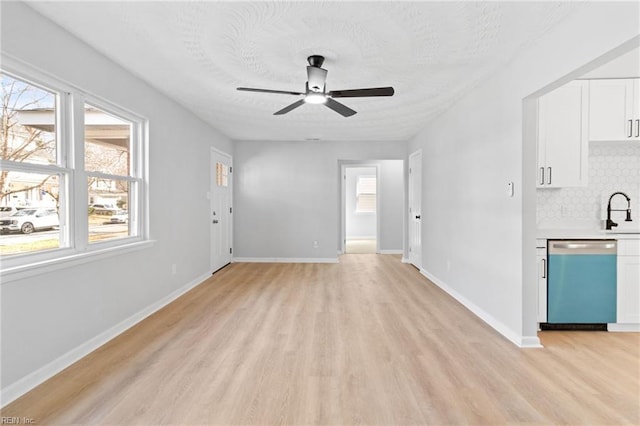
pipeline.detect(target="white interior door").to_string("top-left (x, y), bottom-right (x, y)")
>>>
top-left (211, 149), bottom-right (232, 273)
top-left (408, 150), bottom-right (422, 269)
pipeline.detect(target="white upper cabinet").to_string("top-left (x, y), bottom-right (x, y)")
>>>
top-left (589, 79), bottom-right (640, 141)
top-left (537, 81), bottom-right (589, 188)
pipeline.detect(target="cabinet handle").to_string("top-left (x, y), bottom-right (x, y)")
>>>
top-left (547, 167), bottom-right (552, 185)
top-left (629, 119), bottom-right (634, 138)
top-left (541, 258), bottom-right (546, 279)
top-left (539, 167), bottom-right (545, 185)
top-left (636, 119), bottom-right (639, 137)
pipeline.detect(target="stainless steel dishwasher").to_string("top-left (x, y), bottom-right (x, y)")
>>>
top-left (546, 240), bottom-right (617, 327)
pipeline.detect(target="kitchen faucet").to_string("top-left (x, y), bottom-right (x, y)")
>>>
top-left (606, 191), bottom-right (632, 230)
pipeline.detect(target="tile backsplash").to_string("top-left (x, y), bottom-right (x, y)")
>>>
top-left (537, 141), bottom-right (640, 230)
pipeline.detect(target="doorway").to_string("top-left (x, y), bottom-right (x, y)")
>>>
top-left (343, 165), bottom-right (379, 254)
top-left (210, 148), bottom-right (233, 273)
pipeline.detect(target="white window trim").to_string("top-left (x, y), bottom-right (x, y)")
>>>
top-left (0, 240), bottom-right (155, 283)
top-left (0, 56), bottom-right (150, 281)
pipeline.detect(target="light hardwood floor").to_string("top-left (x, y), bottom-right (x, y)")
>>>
top-left (3, 255), bottom-right (639, 425)
top-left (345, 239), bottom-right (377, 254)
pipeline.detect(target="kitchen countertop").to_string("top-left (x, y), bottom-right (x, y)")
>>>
top-left (537, 229), bottom-right (640, 240)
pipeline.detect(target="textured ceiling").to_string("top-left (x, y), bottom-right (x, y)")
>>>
top-left (25, 1), bottom-right (585, 142)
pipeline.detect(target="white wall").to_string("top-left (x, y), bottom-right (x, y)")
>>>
top-left (408, 2), bottom-right (639, 346)
top-left (345, 167), bottom-right (377, 239)
top-left (233, 140), bottom-right (406, 260)
top-left (378, 160), bottom-right (404, 252)
top-left (1, 2), bottom-right (233, 403)
top-left (579, 46), bottom-right (639, 79)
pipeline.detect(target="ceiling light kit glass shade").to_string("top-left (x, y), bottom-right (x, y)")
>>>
top-left (304, 93), bottom-right (327, 104)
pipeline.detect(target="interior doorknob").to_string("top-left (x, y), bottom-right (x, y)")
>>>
top-left (212, 220), bottom-right (219, 224)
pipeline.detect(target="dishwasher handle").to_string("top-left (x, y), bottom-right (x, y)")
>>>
top-left (552, 242), bottom-right (615, 250)
top-left (549, 240), bottom-right (617, 255)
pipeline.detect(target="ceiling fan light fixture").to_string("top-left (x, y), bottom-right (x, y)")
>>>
top-left (304, 92), bottom-right (327, 104)
top-left (237, 54), bottom-right (394, 116)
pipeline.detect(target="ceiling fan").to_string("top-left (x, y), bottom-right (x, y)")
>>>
top-left (237, 55), bottom-right (394, 117)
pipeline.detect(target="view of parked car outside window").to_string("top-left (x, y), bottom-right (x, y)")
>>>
top-left (0, 208), bottom-right (59, 234)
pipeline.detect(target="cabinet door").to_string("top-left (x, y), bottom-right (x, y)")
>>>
top-left (537, 250), bottom-right (547, 323)
top-left (589, 79), bottom-right (638, 141)
top-left (538, 81), bottom-right (588, 187)
top-left (617, 240), bottom-right (640, 324)
top-left (617, 256), bottom-right (640, 323)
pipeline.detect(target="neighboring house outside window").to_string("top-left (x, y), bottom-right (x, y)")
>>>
top-left (0, 67), bottom-right (148, 271)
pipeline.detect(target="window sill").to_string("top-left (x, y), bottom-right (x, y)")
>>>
top-left (0, 240), bottom-right (155, 284)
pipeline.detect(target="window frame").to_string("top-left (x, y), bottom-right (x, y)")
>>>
top-left (81, 97), bottom-right (144, 249)
top-left (0, 59), bottom-right (150, 280)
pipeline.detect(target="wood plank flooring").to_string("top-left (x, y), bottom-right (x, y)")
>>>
top-left (345, 239), bottom-right (376, 254)
top-left (3, 254), bottom-right (639, 425)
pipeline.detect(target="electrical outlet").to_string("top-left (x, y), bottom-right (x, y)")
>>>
top-left (171, 264), bottom-right (177, 275)
top-left (312, 240), bottom-right (319, 249)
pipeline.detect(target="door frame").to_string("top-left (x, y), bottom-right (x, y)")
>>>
top-left (210, 147), bottom-right (233, 273)
top-left (340, 162), bottom-right (381, 255)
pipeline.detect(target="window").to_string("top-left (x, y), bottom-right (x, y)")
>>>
top-left (0, 73), bottom-right (64, 256)
top-left (85, 103), bottom-right (138, 243)
top-left (216, 162), bottom-right (228, 187)
top-left (0, 67), bottom-right (147, 269)
top-left (356, 175), bottom-right (376, 213)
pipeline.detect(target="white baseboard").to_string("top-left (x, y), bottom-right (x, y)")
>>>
top-left (401, 257), bottom-right (411, 263)
top-left (519, 336), bottom-right (544, 348)
top-left (419, 268), bottom-right (542, 348)
top-left (233, 257), bottom-right (339, 264)
top-left (608, 323), bottom-right (640, 332)
top-left (0, 272), bottom-right (211, 408)
top-left (338, 250), bottom-right (401, 255)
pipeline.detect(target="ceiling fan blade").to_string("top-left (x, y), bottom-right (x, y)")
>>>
top-left (325, 98), bottom-right (357, 117)
top-left (328, 87), bottom-right (395, 98)
top-left (237, 87), bottom-right (304, 96)
top-left (306, 66), bottom-right (328, 92)
top-left (274, 99), bottom-right (306, 115)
